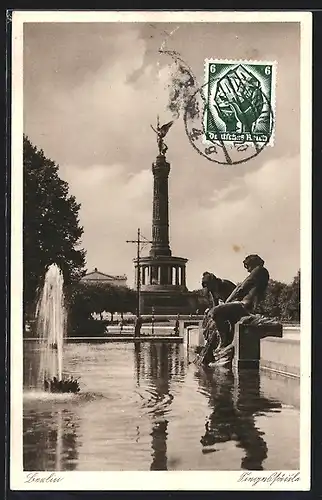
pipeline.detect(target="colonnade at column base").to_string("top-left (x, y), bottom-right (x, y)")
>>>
top-left (134, 255), bottom-right (192, 314)
top-left (134, 255), bottom-right (188, 288)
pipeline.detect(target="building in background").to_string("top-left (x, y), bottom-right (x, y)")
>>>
top-left (81, 267), bottom-right (127, 287)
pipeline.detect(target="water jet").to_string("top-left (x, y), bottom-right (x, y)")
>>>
top-left (36, 263), bottom-right (80, 394)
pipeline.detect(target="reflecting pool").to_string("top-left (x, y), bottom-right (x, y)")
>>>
top-left (23, 341), bottom-right (299, 471)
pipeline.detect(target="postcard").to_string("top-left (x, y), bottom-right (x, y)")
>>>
top-left (10, 10), bottom-right (312, 491)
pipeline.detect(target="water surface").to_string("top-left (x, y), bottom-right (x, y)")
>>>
top-left (23, 341), bottom-right (299, 471)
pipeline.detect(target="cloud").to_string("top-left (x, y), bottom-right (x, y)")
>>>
top-left (171, 155), bottom-right (300, 287)
top-left (24, 26), bottom-right (174, 168)
top-left (59, 162), bottom-right (153, 284)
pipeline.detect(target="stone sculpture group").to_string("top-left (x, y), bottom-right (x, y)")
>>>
top-left (197, 255), bottom-right (279, 366)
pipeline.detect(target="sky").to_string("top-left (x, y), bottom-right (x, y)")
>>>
top-left (23, 21), bottom-right (301, 290)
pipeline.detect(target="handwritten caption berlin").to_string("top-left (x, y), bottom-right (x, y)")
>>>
top-left (24, 472), bottom-right (64, 484)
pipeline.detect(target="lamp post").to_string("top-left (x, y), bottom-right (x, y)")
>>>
top-left (126, 228), bottom-right (153, 317)
top-left (151, 306), bottom-right (155, 336)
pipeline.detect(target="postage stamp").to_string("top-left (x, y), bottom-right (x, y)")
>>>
top-left (8, 9), bottom-right (312, 495)
top-left (204, 60), bottom-right (276, 148)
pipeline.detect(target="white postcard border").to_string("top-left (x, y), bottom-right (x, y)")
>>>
top-left (10, 10), bottom-right (312, 492)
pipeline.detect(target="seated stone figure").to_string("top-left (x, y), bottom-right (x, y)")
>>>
top-left (201, 272), bottom-right (236, 308)
top-left (199, 255), bottom-right (270, 365)
top-left (201, 272), bottom-right (236, 343)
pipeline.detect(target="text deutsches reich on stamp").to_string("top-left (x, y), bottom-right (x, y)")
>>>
top-left (204, 59), bottom-right (276, 147)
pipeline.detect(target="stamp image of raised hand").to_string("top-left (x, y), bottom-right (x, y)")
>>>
top-left (213, 86), bottom-right (239, 133)
top-left (214, 65), bottom-right (264, 134)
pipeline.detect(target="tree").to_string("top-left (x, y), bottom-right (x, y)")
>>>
top-left (257, 280), bottom-right (288, 318)
top-left (189, 289), bottom-right (210, 313)
top-left (279, 270), bottom-right (300, 322)
top-left (23, 136), bottom-right (86, 315)
top-left (67, 282), bottom-right (137, 334)
top-left (116, 286), bottom-right (137, 317)
top-left (257, 270), bottom-right (300, 323)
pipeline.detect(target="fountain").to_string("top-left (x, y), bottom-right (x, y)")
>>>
top-left (36, 263), bottom-right (80, 393)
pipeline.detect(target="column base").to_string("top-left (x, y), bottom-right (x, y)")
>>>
top-left (140, 290), bottom-right (194, 315)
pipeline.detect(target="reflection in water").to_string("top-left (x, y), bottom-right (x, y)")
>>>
top-left (149, 343), bottom-right (169, 471)
top-left (134, 343), bottom-right (182, 471)
top-left (23, 341), bottom-right (80, 471)
top-left (134, 343), bottom-right (141, 387)
top-left (24, 343), bottom-right (42, 389)
top-left (23, 407), bottom-right (79, 471)
top-left (196, 367), bottom-right (282, 470)
top-left (23, 341), bottom-right (297, 471)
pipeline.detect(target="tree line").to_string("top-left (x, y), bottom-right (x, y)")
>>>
top-left (257, 270), bottom-right (300, 322)
top-left (66, 282), bottom-right (137, 334)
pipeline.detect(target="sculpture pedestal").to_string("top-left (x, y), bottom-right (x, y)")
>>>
top-left (233, 322), bottom-right (283, 369)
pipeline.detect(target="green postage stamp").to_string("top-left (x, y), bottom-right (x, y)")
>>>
top-left (204, 60), bottom-right (276, 146)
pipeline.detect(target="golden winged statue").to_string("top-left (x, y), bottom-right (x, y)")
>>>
top-left (150, 116), bottom-right (174, 156)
